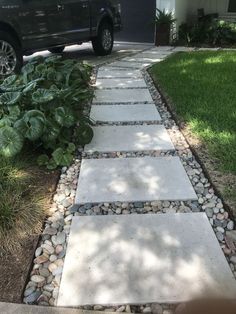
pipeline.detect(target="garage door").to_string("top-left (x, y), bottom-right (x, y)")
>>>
top-left (115, 0), bottom-right (156, 43)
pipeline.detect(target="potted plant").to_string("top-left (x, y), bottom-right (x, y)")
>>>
top-left (155, 9), bottom-right (176, 46)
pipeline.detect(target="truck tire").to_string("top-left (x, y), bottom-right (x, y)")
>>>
top-left (92, 21), bottom-right (113, 56)
top-left (0, 31), bottom-right (23, 76)
top-left (48, 46), bottom-right (65, 54)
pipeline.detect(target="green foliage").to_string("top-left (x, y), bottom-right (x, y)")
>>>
top-left (155, 8), bottom-right (176, 25)
top-left (150, 51), bottom-right (236, 173)
top-left (178, 19), bottom-right (236, 46)
top-left (0, 126), bottom-right (24, 157)
top-left (0, 56), bottom-right (93, 168)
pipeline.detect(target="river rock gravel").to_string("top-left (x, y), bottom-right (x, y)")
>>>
top-left (23, 50), bottom-right (236, 312)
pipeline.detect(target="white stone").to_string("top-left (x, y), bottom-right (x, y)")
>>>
top-left (197, 47), bottom-right (220, 51)
top-left (97, 68), bottom-right (142, 78)
top-left (90, 104), bottom-right (161, 123)
top-left (172, 47), bottom-right (195, 52)
top-left (150, 46), bottom-right (173, 51)
top-left (93, 89), bottom-right (153, 104)
top-left (58, 213), bottom-right (236, 306)
top-left (84, 125), bottom-right (175, 153)
top-left (109, 61), bottom-right (150, 69)
top-left (139, 51), bottom-right (173, 57)
top-left (96, 78), bottom-right (147, 89)
top-left (122, 56), bottom-right (165, 63)
top-left (75, 157), bottom-right (197, 204)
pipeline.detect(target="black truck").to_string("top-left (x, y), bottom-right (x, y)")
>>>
top-left (0, 0), bottom-right (122, 75)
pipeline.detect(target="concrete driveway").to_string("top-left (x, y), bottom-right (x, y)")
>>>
top-left (24, 42), bottom-right (153, 66)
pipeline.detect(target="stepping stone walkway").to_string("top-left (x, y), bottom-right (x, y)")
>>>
top-left (75, 157), bottom-right (197, 204)
top-left (84, 125), bottom-right (175, 153)
top-left (57, 47), bottom-right (236, 307)
top-left (90, 104), bottom-right (161, 123)
top-left (97, 68), bottom-right (142, 79)
top-left (93, 88), bottom-right (153, 104)
top-left (96, 78), bottom-right (147, 89)
top-left (58, 214), bottom-right (236, 307)
top-left (108, 60), bottom-right (151, 69)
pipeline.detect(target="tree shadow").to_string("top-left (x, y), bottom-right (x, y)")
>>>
top-left (57, 213), bottom-right (236, 307)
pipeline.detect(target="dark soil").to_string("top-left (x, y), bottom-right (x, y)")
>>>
top-left (0, 169), bottom-right (59, 303)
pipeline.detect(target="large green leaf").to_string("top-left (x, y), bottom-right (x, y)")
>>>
top-left (7, 105), bottom-right (21, 118)
top-left (54, 106), bottom-right (76, 127)
top-left (22, 63), bottom-right (35, 83)
top-left (15, 110), bottom-right (45, 141)
top-left (52, 147), bottom-right (73, 166)
top-left (35, 63), bottom-right (47, 73)
top-left (22, 79), bottom-right (42, 94)
top-left (0, 74), bottom-right (24, 92)
top-left (0, 75), bottom-right (18, 87)
top-left (37, 154), bottom-right (49, 166)
top-left (22, 63), bottom-right (35, 75)
top-left (0, 92), bottom-right (21, 106)
top-left (0, 126), bottom-right (23, 157)
top-left (45, 55), bottom-right (62, 63)
top-left (46, 158), bottom-right (58, 170)
top-left (67, 143), bottom-right (76, 153)
top-left (0, 116), bottom-right (15, 128)
top-left (24, 109), bottom-right (45, 123)
top-left (32, 88), bottom-right (56, 104)
top-left (41, 119), bottom-right (60, 142)
top-left (75, 123), bottom-right (94, 145)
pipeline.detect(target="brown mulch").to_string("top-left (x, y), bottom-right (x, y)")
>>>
top-left (0, 169), bottom-right (59, 303)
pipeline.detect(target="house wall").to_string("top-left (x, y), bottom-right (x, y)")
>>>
top-left (156, 0), bottom-right (175, 14)
top-left (187, 0), bottom-right (230, 17)
top-left (156, 0), bottom-right (188, 36)
top-left (175, 0), bottom-right (188, 27)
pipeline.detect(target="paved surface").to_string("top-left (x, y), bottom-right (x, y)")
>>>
top-left (84, 125), bottom-right (175, 153)
top-left (58, 214), bottom-right (236, 306)
top-left (24, 42), bottom-right (153, 66)
top-left (96, 78), bottom-right (147, 89)
top-left (0, 302), bottom-right (118, 314)
top-left (107, 61), bottom-right (152, 68)
top-left (75, 157), bottom-right (197, 204)
top-left (90, 104), bottom-right (161, 123)
top-left (93, 89), bottom-right (153, 104)
top-left (58, 45), bottom-right (236, 307)
top-left (97, 68), bottom-right (142, 78)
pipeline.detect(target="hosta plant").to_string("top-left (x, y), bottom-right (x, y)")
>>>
top-left (0, 55), bottom-right (93, 169)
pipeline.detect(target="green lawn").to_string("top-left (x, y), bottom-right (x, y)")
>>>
top-left (150, 51), bottom-right (236, 174)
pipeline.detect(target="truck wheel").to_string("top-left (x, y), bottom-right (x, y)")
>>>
top-left (48, 46), bottom-right (65, 54)
top-left (0, 31), bottom-right (23, 76)
top-left (92, 22), bottom-right (113, 56)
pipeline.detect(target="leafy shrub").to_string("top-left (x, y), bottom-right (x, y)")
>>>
top-left (0, 55), bottom-right (93, 169)
top-left (179, 19), bottom-right (236, 46)
top-left (155, 8), bottom-right (176, 25)
top-left (208, 20), bottom-right (236, 45)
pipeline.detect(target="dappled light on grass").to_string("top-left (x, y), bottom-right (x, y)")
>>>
top-left (204, 54), bottom-right (236, 64)
top-left (150, 51), bottom-right (236, 173)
